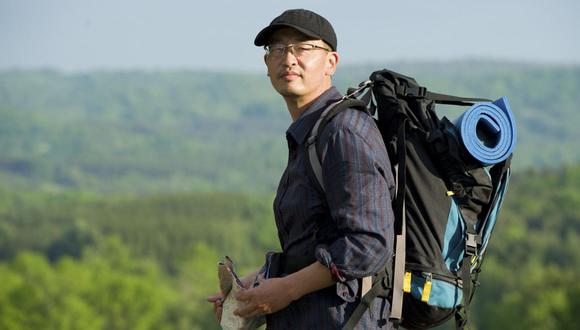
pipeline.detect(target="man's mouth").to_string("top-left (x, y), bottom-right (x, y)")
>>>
top-left (280, 71), bottom-right (301, 80)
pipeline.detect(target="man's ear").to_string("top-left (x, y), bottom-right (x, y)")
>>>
top-left (264, 54), bottom-right (271, 76)
top-left (325, 52), bottom-right (339, 76)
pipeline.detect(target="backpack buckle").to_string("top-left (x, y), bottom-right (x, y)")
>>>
top-left (405, 86), bottom-right (427, 98)
top-left (455, 309), bottom-right (468, 329)
top-left (346, 80), bottom-right (373, 99)
top-left (465, 233), bottom-right (480, 256)
top-left (305, 135), bottom-right (317, 148)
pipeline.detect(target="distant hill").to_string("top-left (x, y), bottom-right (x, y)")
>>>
top-left (0, 163), bottom-right (578, 329)
top-left (1, 61), bottom-right (579, 193)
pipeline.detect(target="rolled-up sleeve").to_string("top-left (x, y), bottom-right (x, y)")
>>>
top-left (314, 111), bottom-right (395, 284)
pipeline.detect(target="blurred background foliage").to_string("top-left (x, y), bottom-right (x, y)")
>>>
top-left (0, 61), bottom-right (579, 329)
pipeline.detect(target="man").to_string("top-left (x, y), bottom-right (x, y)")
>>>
top-left (208, 9), bottom-right (395, 329)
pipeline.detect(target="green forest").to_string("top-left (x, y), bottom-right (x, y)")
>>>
top-left (0, 62), bottom-right (579, 329)
top-left (1, 62), bottom-right (579, 193)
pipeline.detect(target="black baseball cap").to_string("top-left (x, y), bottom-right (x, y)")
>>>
top-left (254, 9), bottom-right (337, 51)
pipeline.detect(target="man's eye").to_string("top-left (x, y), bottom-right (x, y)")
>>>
top-left (296, 45), bottom-right (312, 52)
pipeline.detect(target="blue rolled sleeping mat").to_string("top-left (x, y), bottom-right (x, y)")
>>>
top-left (454, 97), bottom-right (517, 166)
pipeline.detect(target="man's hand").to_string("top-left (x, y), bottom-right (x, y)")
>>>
top-left (207, 269), bottom-right (260, 323)
top-left (234, 261), bottom-right (336, 318)
top-left (206, 294), bottom-right (224, 322)
top-left (233, 277), bottom-right (295, 318)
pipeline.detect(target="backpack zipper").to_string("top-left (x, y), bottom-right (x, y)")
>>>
top-left (421, 272), bottom-right (433, 302)
top-left (414, 270), bottom-right (463, 288)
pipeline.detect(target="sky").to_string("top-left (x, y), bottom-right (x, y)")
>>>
top-left (1, 0), bottom-right (579, 73)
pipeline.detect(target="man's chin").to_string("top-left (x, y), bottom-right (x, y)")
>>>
top-left (275, 85), bottom-right (303, 98)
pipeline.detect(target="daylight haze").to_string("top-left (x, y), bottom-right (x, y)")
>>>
top-left (1, 2), bottom-right (580, 329)
top-left (1, 0), bottom-right (579, 72)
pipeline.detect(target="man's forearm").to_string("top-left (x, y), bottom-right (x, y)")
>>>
top-left (283, 261), bottom-right (336, 301)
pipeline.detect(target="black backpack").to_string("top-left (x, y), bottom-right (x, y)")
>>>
top-left (306, 69), bottom-right (515, 329)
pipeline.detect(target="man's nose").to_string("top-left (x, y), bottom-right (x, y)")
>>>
top-left (281, 49), bottom-right (298, 66)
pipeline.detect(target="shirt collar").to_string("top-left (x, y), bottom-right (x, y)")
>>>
top-left (286, 86), bottom-right (342, 145)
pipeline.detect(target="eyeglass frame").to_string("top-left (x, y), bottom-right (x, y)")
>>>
top-left (264, 42), bottom-right (332, 58)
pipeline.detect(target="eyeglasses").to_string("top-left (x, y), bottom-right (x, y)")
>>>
top-left (264, 42), bottom-right (331, 58)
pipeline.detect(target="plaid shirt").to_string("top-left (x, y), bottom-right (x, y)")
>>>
top-left (268, 87), bottom-right (396, 329)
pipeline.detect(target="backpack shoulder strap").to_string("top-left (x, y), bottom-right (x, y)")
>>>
top-left (306, 98), bottom-right (368, 191)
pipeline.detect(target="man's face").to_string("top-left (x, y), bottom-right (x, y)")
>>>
top-left (264, 28), bottom-right (338, 103)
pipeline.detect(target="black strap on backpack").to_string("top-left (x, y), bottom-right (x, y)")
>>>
top-left (387, 115), bottom-right (409, 328)
top-left (342, 264), bottom-right (392, 329)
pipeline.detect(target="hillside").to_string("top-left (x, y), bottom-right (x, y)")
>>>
top-left (0, 164), bottom-right (578, 329)
top-left (1, 61), bottom-right (579, 193)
